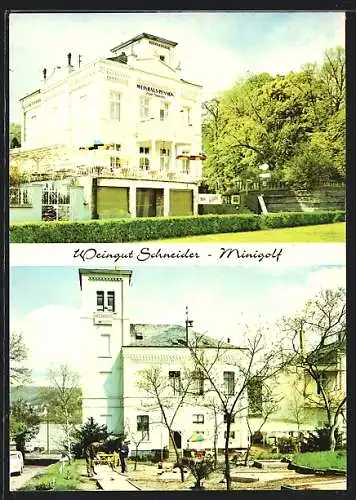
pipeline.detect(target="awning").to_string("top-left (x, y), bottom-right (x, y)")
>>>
top-left (189, 154), bottom-right (206, 161)
top-left (79, 143), bottom-right (116, 151)
top-left (189, 433), bottom-right (205, 443)
top-left (176, 155), bottom-right (190, 160)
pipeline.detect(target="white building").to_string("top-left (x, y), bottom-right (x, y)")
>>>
top-left (11, 33), bottom-right (205, 218)
top-left (79, 268), bottom-right (249, 453)
top-left (78, 268), bottom-right (346, 454)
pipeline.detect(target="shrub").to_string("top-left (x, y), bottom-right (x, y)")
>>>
top-left (301, 425), bottom-right (344, 452)
top-left (198, 204), bottom-right (239, 215)
top-left (34, 480), bottom-right (55, 491)
top-left (277, 436), bottom-right (298, 454)
top-left (10, 211), bottom-right (345, 243)
top-left (185, 457), bottom-right (215, 489)
top-left (71, 417), bottom-right (110, 458)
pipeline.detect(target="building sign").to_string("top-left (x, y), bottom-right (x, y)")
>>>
top-left (137, 83), bottom-right (174, 98)
top-left (198, 194), bottom-right (222, 205)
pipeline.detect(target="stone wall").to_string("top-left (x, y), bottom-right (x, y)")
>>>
top-left (261, 187), bottom-right (345, 213)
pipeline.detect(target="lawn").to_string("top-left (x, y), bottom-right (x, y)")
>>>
top-left (18, 459), bottom-right (98, 491)
top-left (293, 451), bottom-right (347, 471)
top-left (158, 222), bottom-right (345, 243)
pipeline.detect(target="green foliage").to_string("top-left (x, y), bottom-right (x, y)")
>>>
top-left (10, 123), bottom-right (21, 149)
top-left (301, 425), bottom-right (344, 452)
top-left (19, 460), bottom-right (87, 491)
top-left (277, 436), bottom-right (298, 454)
top-left (71, 417), bottom-right (110, 458)
top-left (9, 166), bottom-right (30, 186)
top-left (198, 204), bottom-right (240, 215)
top-left (36, 386), bottom-right (82, 424)
top-left (282, 141), bottom-right (342, 189)
top-left (10, 331), bottom-right (31, 384)
top-left (10, 210), bottom-right (344, 243)
top-left (203, 47), bottom-right (345, 192)
top-left (293, 450), bottom-right (346, 471)
top-left (259, 210), bottom-right (344, 229)
top-left (10, 399), bottom-right (41, 453)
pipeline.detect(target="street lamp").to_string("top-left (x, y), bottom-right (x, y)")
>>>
top-left (44, 406), bottom-right (50, 454)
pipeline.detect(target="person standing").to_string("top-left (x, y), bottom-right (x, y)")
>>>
top-left (119, 441), bottom-right (129, 473)
top-left (85, 441), bottom-right (103, 478)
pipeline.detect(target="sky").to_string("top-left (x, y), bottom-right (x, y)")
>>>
top-left (10, 264), bottom-right (345, 386)
top-left (9, 11), bottom-right (345, 122)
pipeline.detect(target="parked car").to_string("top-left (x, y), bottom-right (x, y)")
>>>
top-left (10, 450), bottom-right (24, 475)
top-left (25, 443), bottom-right (36, 453)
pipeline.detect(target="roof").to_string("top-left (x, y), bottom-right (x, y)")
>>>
top-left (111, 33), bottom-right (177, 53)
top-left (180, 78), bottom-right (203, 88)
top-left (78, 268), bottom-right (132, 289)
top-left (307, 338), bottom-right (346, 365)
top-left (19, 89), bottom-right (41, 102)
top-left (126, 324), bottom-right (239, 348)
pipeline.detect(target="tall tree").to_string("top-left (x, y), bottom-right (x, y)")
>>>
top-left (10, 331), bottom-right (31, 385)
top-left (202, 47), bottom-right (345, 193)
top-left (280, 287), bottom-right (346, 451)
top-left (10, 123), bottom-right (21, 149)
top-left (137, 366), bottom-right (193, 482)
top-left (188, 329), bottom-right (289, 491)
top-left (46, 365), bottom-right (81, 453)
top-left (10, 399), bottom-right (41, 456)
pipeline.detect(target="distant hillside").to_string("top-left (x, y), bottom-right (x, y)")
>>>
top-left (10, 385), bottom-right (82, 424)
top-left (10, 385), bottom-right (47, 405)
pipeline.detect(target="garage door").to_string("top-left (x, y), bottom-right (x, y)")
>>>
top-left (169, 189), bottom-right (193, 216)
top-left (97, 187), bottom-right (129, 218)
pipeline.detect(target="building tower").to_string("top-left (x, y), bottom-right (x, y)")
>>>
top-left (78, 268), bottom-right (133, 433)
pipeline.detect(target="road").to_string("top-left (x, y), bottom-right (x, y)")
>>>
top-left (10, 464), bottom-right (49, 491)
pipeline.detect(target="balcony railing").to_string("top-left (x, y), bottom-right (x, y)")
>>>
top-left (77, 165), bottom-right (200, 183)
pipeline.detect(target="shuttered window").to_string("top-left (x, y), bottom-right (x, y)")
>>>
top-left (169, 190), bottom-right (193, 216)
top-left (97, 187), bottom-right (129, 218)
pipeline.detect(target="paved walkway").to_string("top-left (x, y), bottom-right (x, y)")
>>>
top-left (95, 465), bottom-right (141, 491)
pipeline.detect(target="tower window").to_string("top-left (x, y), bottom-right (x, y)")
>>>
top-left (97, 291), bottom-right (105, 311)
top-left (96, 291), bottom-right (115, 312)
top-left (107, 291), bottom-right (115, 312)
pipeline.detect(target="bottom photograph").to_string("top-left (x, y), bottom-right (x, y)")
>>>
top-left (9, 265), bottom-right (346, 492)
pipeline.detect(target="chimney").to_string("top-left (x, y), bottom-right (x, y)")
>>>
top-left (67, 52), bottom-right (74, 73)
top-left (227, 337), bottom-right (230, 344)
top-left (43, 68), bottom-right (47, 81)
top-left (119, 52), bottom-right (128, 64)
top-left (185, 306), bottom-right (193, 345)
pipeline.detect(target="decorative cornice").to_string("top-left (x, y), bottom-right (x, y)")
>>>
top-left (88, 276), bottom-right (123, 282)
top-left (123, 349), bottom-right (188, 363)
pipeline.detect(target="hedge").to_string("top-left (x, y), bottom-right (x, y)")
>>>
top-left (198, 204), bottom-right (239, 215)
top-left (10, 210), bottom-right (345, 243)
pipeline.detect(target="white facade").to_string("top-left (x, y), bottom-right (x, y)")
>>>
top-left (12, 33), bottom-right (204, 218)
top-left (78, 268), bottom-right (346, 452)
top-left (79, 268), bottom-right (249, 452)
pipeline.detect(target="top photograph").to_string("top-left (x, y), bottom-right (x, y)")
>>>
top-left (9, 11), bottom-right (345, 244)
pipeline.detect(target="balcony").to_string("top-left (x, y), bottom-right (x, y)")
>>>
top-left (77, 165), bottom-right (201, 184)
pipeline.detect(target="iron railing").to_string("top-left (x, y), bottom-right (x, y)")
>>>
top-left (9, 187), bottom-right (31, 206)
